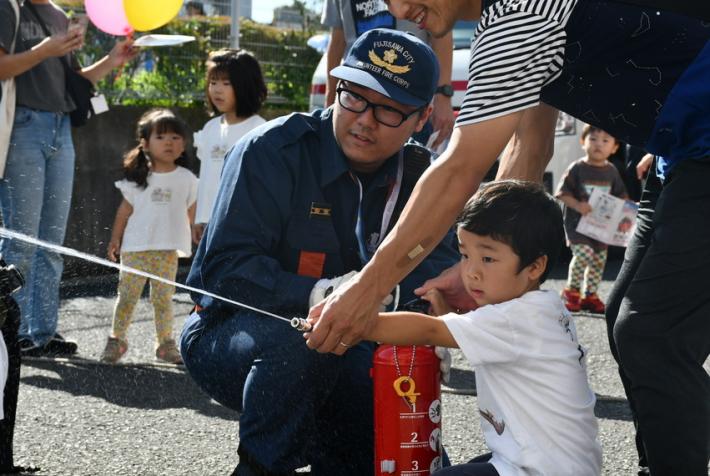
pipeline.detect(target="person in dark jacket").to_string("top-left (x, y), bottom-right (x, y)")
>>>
top-left (180, 29), bottom-right (459, 476)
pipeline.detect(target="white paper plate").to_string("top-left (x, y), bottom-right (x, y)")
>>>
top-left (133, 34), bottom-right (195, 47)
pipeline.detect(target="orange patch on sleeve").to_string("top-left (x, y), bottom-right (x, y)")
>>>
top-left (297, 251), bottom-right (326, 278)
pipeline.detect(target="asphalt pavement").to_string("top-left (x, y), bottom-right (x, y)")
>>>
top-left (7, 258), bottom-right (709, 475)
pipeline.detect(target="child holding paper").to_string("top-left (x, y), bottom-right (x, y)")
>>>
top-left (556, 125), bottom-right (628, 314)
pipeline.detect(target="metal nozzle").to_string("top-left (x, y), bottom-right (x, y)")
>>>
top-left (290, 317), bottom-right (312, 332)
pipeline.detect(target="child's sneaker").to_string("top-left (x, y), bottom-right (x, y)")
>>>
top-left (101, 337), bottom-right (128, 363)
top-left (561, 287), bottom-right (581, 312)
top-left (581, 293), bottom-right (606, 314)
top-left (156, 339), bottom-right (183, 365)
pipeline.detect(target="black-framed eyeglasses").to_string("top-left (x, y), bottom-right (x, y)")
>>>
top-left (335, 86), bottom-right (422, 128)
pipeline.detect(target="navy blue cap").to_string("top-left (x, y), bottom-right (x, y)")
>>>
top-left (330, 28), bottom-right (440, 108)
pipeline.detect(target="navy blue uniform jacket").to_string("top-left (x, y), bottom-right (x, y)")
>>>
top-left (187, 108), bottom-right (458, 321)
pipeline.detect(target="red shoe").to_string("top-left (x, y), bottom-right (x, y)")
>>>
top-left (561, 288), bottom-right (581, 312)
top-left (581, 293), bottom-right (606, 314)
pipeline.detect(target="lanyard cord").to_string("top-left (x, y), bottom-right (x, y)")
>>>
top-left (353, 151), bottom-right (404, 264)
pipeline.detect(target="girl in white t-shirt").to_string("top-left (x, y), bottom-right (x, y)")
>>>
top-left (102, 109), bottom-right (198, 365)
top-left (191, 49), bottom-right (267, 243)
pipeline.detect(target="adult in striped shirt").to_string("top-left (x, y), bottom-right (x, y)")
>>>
top-left (306, 1), bottom-right (710, 475)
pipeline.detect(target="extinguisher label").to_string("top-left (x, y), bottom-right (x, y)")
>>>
top-left (428, 400), bottom-right (442, 423)
top-left (428, 428), bottom-right (441, 452)
top-left (400, 441), bottom-right (430, 449)
top-left (400, 412), bottom-right (427, 419)
top-left (430, 456), bottom-right (442, 473)
top-left (401, 463), bottom-right (429, 475)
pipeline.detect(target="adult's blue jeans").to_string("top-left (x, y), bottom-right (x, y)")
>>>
top-left (0, 107), bottom-right (75, 346)
top-left (181, 311), bottom-right (375, 475)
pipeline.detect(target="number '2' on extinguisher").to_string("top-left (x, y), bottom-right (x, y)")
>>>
top-left (372, 344), bottom-right (442, 475)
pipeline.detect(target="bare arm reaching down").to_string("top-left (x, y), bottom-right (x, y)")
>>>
top-left (107, 199), bottom-right (133, 262)
top-left (307, 110), bottom-right (524, 354)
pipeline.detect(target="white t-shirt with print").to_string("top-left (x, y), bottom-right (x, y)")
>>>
top-left (115, 166), bottom-right (198, 257)
top-left (441, 290), bottom-right (602, 476)
top-left (193, 114), bottom-right (266, 224)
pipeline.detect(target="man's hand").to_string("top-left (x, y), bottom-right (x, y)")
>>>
top-left (421, 288), bottom-right (454, 315)
top-left (430, 94), bottom-right (454, 149)
top-left (414, 263), bottom-right (477, 312)
top-left (306, 274), bottom-right (384, 355)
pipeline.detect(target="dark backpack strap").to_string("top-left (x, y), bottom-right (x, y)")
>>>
top-left (386, 143), bottom-right (432, 235)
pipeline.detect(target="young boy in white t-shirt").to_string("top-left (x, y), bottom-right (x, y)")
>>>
top-left (366, 180), bottom-right (602, 476)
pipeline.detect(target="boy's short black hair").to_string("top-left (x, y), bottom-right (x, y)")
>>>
top-left (581, 123), bottom-right (619, 143)
top-left (457, 180), bottom-right (564, 283)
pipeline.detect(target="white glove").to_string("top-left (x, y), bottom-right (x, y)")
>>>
top-left (308, 271), bottom-right (395, 312)
top-left (435, 346), bottom-right (452, 384)
top-left (380, 293), bottom-right (394, 312)
top-left (309, 271), bottom-right (358, 308)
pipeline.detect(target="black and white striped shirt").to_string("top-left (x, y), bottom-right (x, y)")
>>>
top-left (456, 0), bottom-right (578, 126)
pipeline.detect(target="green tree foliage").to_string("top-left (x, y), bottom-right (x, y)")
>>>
top-left (63, 8), bottom-right (322, 110)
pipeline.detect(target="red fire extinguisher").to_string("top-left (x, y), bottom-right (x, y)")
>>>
top-left (372, 344), bottom-right (442, 475)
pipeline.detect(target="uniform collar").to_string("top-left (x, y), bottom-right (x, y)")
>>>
top-left (317, 107), bottom-right (399, 188)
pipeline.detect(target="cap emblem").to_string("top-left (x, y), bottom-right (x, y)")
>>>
top-left (368, 49), bottom-right (411, 74)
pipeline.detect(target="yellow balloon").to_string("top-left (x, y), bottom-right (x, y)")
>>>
top-left (124, 0), bottom-right (183, 31)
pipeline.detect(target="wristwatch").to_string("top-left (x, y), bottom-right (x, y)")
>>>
top-left (435, 84), bottom-right (454, 98)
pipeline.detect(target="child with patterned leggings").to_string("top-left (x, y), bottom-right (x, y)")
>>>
top-left (102, 109), bottom-right (198, 364)
top-left (556, 125), bottom-right (628, 314)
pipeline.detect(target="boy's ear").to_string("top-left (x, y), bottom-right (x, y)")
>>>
top-left (526, 255), bottom-right (548, 281)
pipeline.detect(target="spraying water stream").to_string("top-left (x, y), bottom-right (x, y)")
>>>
top-left (0, 227), bottom-right (307, 328)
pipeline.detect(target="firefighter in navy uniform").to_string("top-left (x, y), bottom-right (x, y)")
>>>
top-left (179, 29), bottom-right (458, 476)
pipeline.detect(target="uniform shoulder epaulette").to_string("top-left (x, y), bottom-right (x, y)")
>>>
top-left (254, 111), bottom-right (322, 151)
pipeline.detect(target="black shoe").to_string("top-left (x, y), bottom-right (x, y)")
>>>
top-left (18, 338), bottom-right (43, 357)
top-left (42, 333), bottom-right (78, 356)
top-left (0, 465), bottom-right (42, 474)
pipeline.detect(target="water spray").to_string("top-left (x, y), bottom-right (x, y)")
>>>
top-left (0, 227), bottom-right (304, 329)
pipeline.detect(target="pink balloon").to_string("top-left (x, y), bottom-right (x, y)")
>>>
top-left (85, 0), bottom-right (133, 36)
